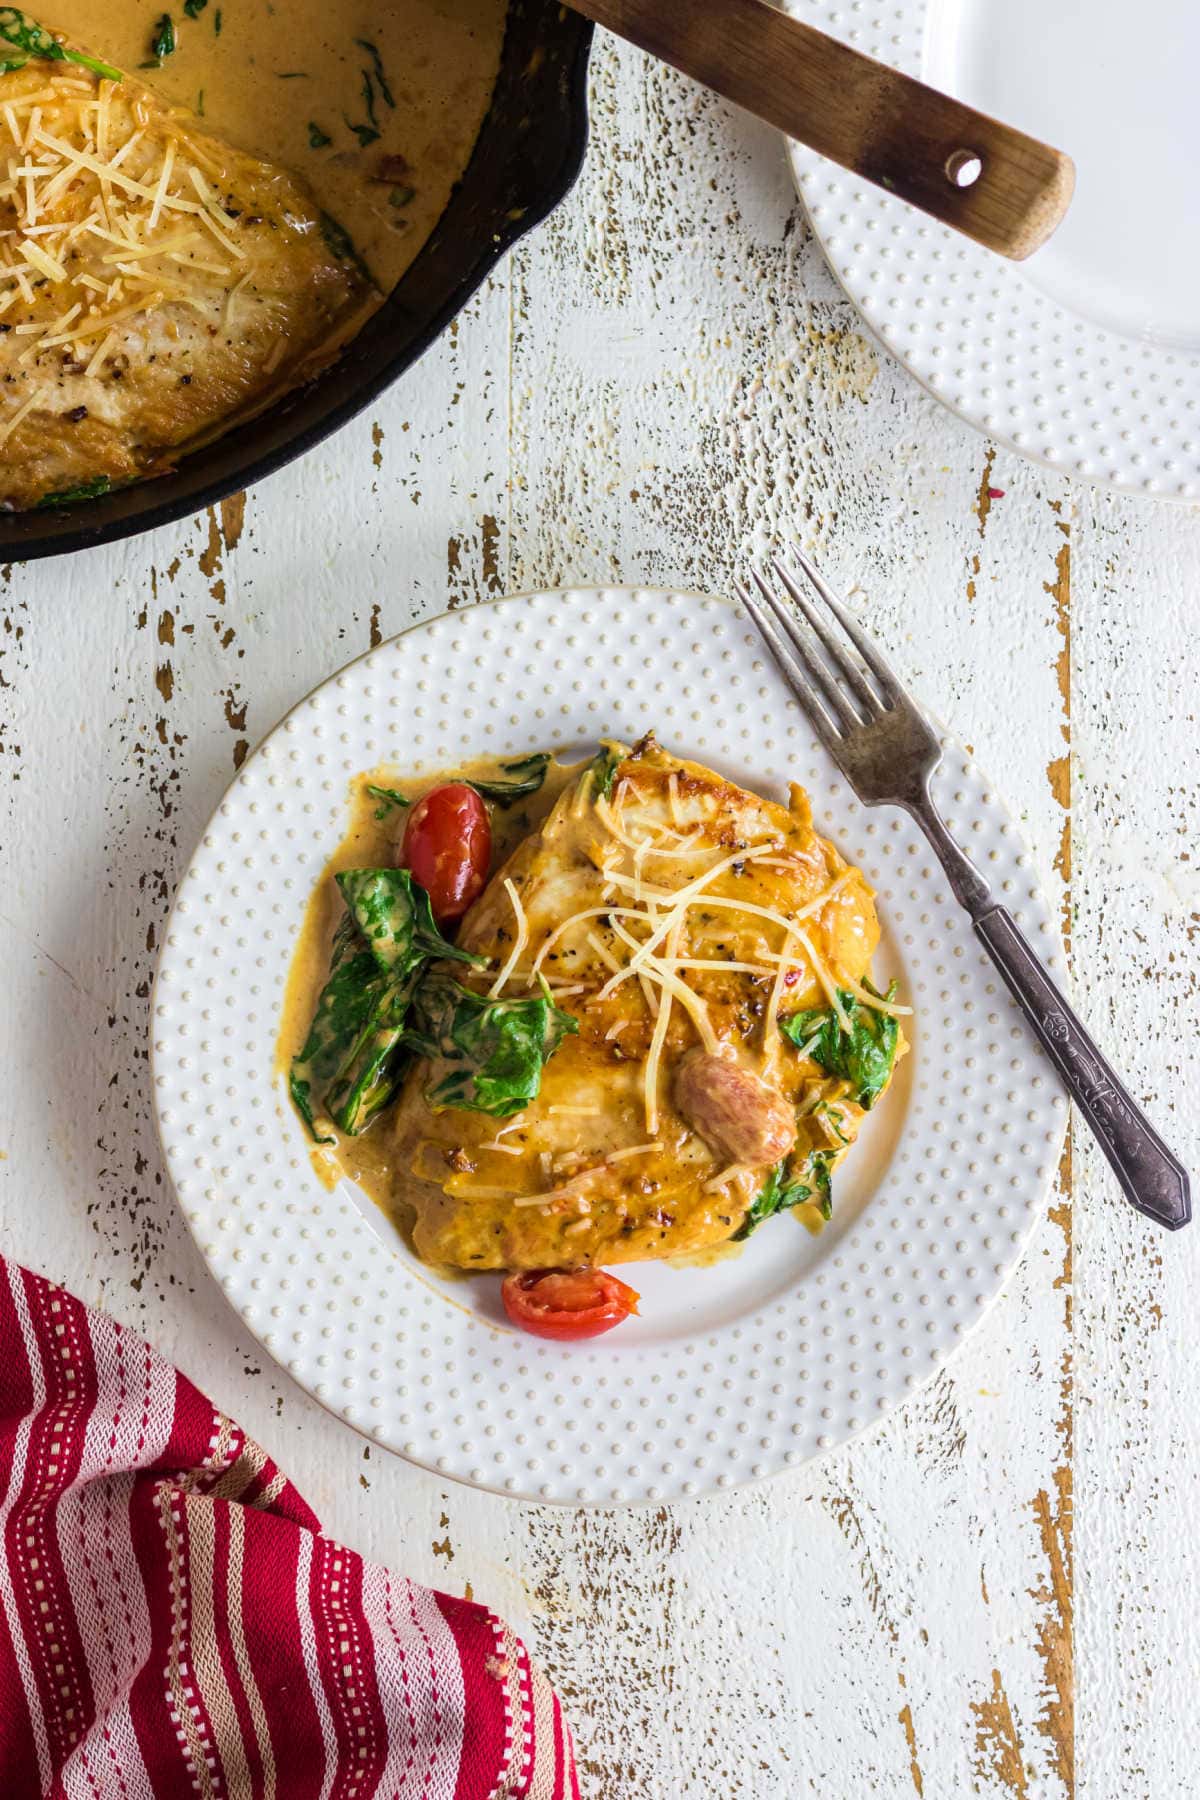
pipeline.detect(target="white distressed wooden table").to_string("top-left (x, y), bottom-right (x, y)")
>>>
top-left (2, 38), bottom-right (1196, 1797)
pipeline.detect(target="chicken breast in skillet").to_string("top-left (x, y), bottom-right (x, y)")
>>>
top-left (392, 736), bottom-right (907, 1270)
top-left (0, 27), bottom-right (368, 508)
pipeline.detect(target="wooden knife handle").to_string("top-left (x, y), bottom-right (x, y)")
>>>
top-left (568, 0), bottom-right (1074, 259)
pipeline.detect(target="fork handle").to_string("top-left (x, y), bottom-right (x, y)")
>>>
top-left (974, 906), bottom-right (1191, 1230)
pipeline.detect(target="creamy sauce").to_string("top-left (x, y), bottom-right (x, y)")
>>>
top-left (276, 756), bottom-right (577, 1224)
top-left (43, 0), bottom-right (506, 291)
top-left (278, 749), bottom-right (873, 1271)
top-left (662, 1197), bottom-right (823, 1264)
top-left (665, 1240), bottom-right (744, 1269)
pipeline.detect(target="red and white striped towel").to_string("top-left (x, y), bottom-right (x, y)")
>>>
top-left (0, 1256), bottom-right (579, 1799)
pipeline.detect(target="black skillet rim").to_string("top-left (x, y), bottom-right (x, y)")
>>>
top-left (1, 1), bottom-right (594, 563)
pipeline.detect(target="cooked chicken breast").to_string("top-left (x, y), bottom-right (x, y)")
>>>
top-left (0, 39), bottom-right (369, 507)
top-left (393, 737), bottom-right (905, 1270)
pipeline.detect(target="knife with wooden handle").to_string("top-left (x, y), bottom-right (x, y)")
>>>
top-left (566, 0), bottom-right (1074, 259)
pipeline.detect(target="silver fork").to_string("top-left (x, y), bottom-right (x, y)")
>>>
top-left (735, 549), bottom-right (1191, 1231)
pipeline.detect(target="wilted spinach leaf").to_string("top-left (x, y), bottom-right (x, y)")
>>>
top-left (364, 782), bottom-right (409, 819)
top-left (288, 1069), bottom-right (332, 1144)
top-left (149, 13), bottom-right (175, 61)
top-left (289, 916), bottom-right (388, 1138)
top-left (0, 8), bottom-right (121, 78)
top-left (318, 211), bottom-right (371, 282)
top-left (780, 981), bottom-right (900, 1110)
top-left (336, 867), bottom-right (481, 975)
top-left (733, 1150), bottom-right (834, 1241)
top-left (466, 753), bottom-right (550, 809)
top-left (289, 871), bottom-right (480, 1139)
top-left (355, 38), bottom-right (394, 109)
top-left (35, 475), bottom-right (112, 508)
top-left (403, 971), bottom-right (578, 1119)
top-left (589, 745), bottom-right (622, 803)
top-left (320, 961), bottom-right (424, 1135)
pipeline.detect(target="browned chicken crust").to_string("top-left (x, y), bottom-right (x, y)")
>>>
top-left (0, 48), bottom-right (369, 507)
top-left (392, 739), bottom-right (903, 1271)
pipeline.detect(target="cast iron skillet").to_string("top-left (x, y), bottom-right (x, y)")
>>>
top-left (3, 0), bottom-right (593, 562)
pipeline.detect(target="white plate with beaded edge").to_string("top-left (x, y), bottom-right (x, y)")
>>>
top-left (151, 589), bottom-right (1067, 1507)
top-left (785, 0), bottom-right (1200, 499)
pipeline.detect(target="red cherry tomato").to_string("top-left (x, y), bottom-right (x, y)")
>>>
top-left (501, 1268), bottom-right (640, 1340)
top-left (401, 783), bottom-right (491, 923)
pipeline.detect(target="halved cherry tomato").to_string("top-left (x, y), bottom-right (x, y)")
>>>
top-left (501, 1268), bottom-right (640, 1340)
top-left (401, 783), bottom-right (491, 923)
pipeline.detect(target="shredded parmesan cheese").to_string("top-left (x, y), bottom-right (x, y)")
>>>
top-left (511, 1174), bottom-right (596, 1211)
top-left (609, 918), bottom-right (719, 1054)
top-left (0, 59), bottom-right (358, 468)
top-left (637, 972), bottom-right (660, 1019)
top-left (32, 128), bottom-right (171, 202)
top-left (832, 967), bottom-right (912, 1018)
top-left (0, 385), bottom-right (39, 447)
top-left (793, 925), bottom-right (852, 1032)
top-left (640, 915), bottom-right (682, 1135)
top-left (146, 136), bottom-right (174, 232)
top-left (585, 929), bottom-right (623, 978)
top-left (672, 957), bottom-right (776, 974)
top-left (532, 904), bottom-right (650, 976)
top-left (763, 930), bottom-right (799, 1050)
top-left (594, 795), bottom-right (720, 862)
top-left (83, 329), bottom-right (117, 377)
top-left (595, 844), bottom-right (786, 1001)
top-left (704, 1163), bottom-right (748, 1192)
top-left (488, 878), bottom-right (529, 999)
top-left (18, 236), bottom-right (66, 280)
top-left (598, 869), bottom-right (853, 953)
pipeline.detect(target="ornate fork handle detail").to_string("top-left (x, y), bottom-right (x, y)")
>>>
top-left (973, 906), bottom-right (1190, 1230)
top-left (738, 550), bottom-right (1192, 1233)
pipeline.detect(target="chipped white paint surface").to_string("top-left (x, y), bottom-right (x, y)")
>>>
top-left (0, 36), bottom-right (1194, 1796)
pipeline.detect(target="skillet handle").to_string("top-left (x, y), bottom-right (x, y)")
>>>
top-left (567, 0), bottom-right (1074, 259)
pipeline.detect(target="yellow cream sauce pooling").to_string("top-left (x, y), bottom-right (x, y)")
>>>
top-left (275, 757), bottom-right (576, 1222)
top-left (43, 0), bottom-right (506, 291)
top-left (278, 755), bottom-right (842, 1262)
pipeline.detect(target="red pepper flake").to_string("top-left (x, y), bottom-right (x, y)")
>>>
top-left (783, 968), bottom-right (801, 987)
top-left (987, 486), bottom-right (1005, 500)
top-left (372, 152), bottom-right (411, 185)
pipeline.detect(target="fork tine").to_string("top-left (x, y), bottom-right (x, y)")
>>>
top-left (732, 579), bottom-right (847, 762)
top-left (748, 566), bottom-right (864, 733)
top-left (771, 554), bottom-right (882, 717)
top-left (788, 544), bottom-right (903, 702)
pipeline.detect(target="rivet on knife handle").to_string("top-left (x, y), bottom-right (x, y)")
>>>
top-left (974, 907), bottom-right (1191, 1230)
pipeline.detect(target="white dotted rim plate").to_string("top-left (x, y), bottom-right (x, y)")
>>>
top-left (784, 0), bottom-right (1200, 499)
top-left (152, 590), bottom-right (1066, 1506)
